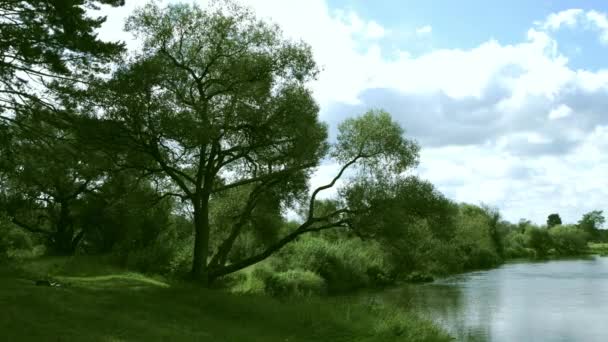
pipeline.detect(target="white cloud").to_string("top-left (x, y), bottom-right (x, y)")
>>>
top-left (548, 104), bottom-right (573, 120)
top-left (586, 10), bottom-right (608, 43)
top-left (537, 8), bottom-right (608, 45)
top-left (415, 25), bottom-right (432, 35)
top-left (364, 21), bottom-right (387, 39)
top-left (540, 9), bottom-right (583, 30)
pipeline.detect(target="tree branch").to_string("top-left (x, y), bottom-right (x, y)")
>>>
top-left (212, 162), bottom-right (316, 194)
top-left (308, 156), bottom-right (361, 221)
top-left (11, 217), bottom-right (52, 235)
top-left (209, 219), bottom-right (350, 279)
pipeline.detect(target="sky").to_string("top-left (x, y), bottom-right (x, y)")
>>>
top-left (95, 1), bottom-right (608, 225)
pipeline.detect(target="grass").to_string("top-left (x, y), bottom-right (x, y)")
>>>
top-left (0, 256), bottom-right (451, 342)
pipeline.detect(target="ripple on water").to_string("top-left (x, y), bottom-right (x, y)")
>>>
top-left (390, 256), bottom-right (608, 342)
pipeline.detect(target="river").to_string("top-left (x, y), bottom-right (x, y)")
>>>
top-left (384, 256), bottom-right (608, 341)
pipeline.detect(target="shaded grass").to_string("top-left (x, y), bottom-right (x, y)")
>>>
top-left (0, 257), bottom-right (450, 342)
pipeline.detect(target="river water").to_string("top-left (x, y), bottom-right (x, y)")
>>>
top-left (385, 256), bottom-right (608, 341)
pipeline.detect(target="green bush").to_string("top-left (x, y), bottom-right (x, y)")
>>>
top-left (525, 227), bottom-right (553, 257)
top-left (503, 230), bottom-right (535, 258)
top-left (273, 236), bottom-right (393, 293)
top-left (549, 225), bottom-right (588, 255)
top-left (116, 228), bottom-right (192, 275)
top-left (405, 271), bottom-right (434, 283)
top-left (228, 265), bottom-right (274, 294)
top-left (463, 246), bottom-right (501, 269)
top-left (264, 269), bottom-right (326, 297)
top-left (416, 239), bottom-right (464, 275)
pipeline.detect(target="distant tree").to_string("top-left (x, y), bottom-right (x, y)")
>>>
top-left (0, 0), bottom-right (125, 115)
top-left (81, 2), bottom-right (419, 283)
top-left (547, 213), bottom-right (562, 228)
top-left (482, 205), bottom-right (504, 258)
top-left (517, 218), bottom-right (532, 232)
top-left (577, 210), bottom-right (605, 242)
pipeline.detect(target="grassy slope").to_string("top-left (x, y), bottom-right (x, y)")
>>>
top-left (0, 257), bottom-right (450, 342)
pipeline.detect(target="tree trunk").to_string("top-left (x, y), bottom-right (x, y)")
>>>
top-left (52, 202), bottom-right (77, 255)
top-left (191, 195), bottom-right (211, 284)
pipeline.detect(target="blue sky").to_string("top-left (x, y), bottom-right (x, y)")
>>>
top-left (327, 0), bottom-right (608, 70)
top-left (98, 1), bottom-right (608, 225)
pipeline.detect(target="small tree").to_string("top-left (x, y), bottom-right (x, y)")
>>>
top-left (547, 213), bottom-right (562, 228)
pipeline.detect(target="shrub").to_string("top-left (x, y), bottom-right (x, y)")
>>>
top-left (503, 230), bottom-right (535, 258)
top-left (273, 236), bottom-right (393, 293)
top-left (525, 227), bottom-right (553, 257)
top-left (416, 239), bottom-right (464, 275)
top-left (405, 271), bottom-right (434, 283)
top-left (453, 205), bottom-right (502, 270)
top-left (116, 228), bottom-right (192, 275)
top-left (463, 246), bottom-right (501, 269)
top-left (0, 215), bottom-right (42, 261)
top-left (264, 269), bottom-right (326, 297)
top-left (549, 225), bottom-right (588, 255)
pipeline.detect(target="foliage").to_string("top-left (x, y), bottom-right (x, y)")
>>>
top-left (524, 226), bottom-right (553, 258)
top-left (548, 225), bottom-right (588, 255)
top-left (264, 269), bottom-right (326, 297)
top-left (578, 210), bottom-right (605, 242)
top-left (273, 236), bottom-right (393, 293)
top-left (77, 173), bottom-right (177, 254)
top-left (0, 214), bottom-right (40, 260)
top-left (588, 243), bottom-right (608, 256)
top-left (0, 0), bottom-right (124, 114)
top-left (345, 176), bottom-right (458, 276)
top-left (452, 204), bottom-right (502, 269)
top-left (0, 109), bottom-right (104, 255)
top-left (547, 213), bottom-right (562, 228)
top-left (503, 230), bottom-right (536, 258)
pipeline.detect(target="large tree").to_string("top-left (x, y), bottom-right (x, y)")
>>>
top-left (0, 107), bottom-right (105, 255)
top-left (0, 0), bottom-right (125, 115)
top-left (82, 2), bottom-right (419, 283)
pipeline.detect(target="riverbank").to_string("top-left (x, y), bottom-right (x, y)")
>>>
top-left (1, 257), bottom-right (450, 341)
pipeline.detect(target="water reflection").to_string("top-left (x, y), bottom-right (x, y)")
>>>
top-left (387, 256), bottom-right (608, 341)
